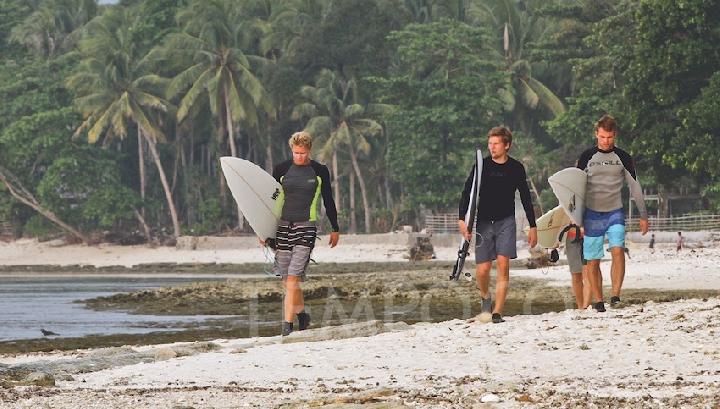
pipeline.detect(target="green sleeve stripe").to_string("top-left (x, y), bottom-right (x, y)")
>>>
top-left (309, 176), bottom-right (322, 222)
top-left (274, 176), bottom-right (285, 216)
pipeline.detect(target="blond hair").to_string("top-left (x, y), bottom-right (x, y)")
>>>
top-left (289, 131), bottom-right (312, 150)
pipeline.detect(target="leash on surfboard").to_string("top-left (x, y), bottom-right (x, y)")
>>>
top-left (261, 245), bottom-right (280, 277)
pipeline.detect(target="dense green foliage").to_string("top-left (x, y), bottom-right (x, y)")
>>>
top-left (1, 0), bottom-right (718, 241)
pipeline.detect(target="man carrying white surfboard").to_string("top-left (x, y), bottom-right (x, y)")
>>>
top-left (577, 115), bottom-right (649, 312)
top-left (266, 131), bottom-right (340, 336)
top-left (458, 126), bottom-right (538, 324)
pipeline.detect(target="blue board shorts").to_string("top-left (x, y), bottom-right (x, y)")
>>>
top-left (475, 215), bottom-right (517, 263)
top-left (583, 208), bottom-right (625, 260)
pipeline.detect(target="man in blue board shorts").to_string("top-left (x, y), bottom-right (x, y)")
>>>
top-left (458, 126), bottom-right (538, 323)
top-left (577, 115), bottom-right (649, 312)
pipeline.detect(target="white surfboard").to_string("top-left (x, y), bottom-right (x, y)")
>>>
top-left (220, 157), bottom-right (281, 240)
top-left (548, 167), bottom-right (587, 226)
top-left (535, 205), bottom-right (571, 248)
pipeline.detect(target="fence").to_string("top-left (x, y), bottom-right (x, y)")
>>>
top-left (427, 213), bottom-right (720, 233)
top-left (626, 214), bottom-right (720, 232)
top-left (425, 214), bottom-right (460, 234)
top-left (0, 220), bottom-right (13, 239)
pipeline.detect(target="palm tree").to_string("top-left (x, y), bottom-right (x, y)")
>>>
top-left (292, 68), bottom-right (389, 233)
top-left (10, 0), bottom-right (97, 58)
top-left (476, 0), bottom-right (565, 135)
top-left (165, 0), bottom-right (272, 159)
top-left (67, 8), bottom-right (181, 239)
top-left (162, 0), bottom-right (272, 229)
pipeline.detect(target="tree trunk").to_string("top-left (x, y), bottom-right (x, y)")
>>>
top-left (384, 174), bottom-right (393, 209)
top-left (137, 127), bottom-right (146, 220)
top-left (332, 150), bottom-right (340, 209)
top-left (349, 170), bottom-right (356, 234)
top-left (224, 84), bottom-right (243, 230)
top-left (224, 86), bottom-right (238, 157)
top-left (0, 166), bottom-right (89, 244)
top-left (171, 133), bottom-right (181, 194)
top-left (527, 174), bottom-right (543, 215)
top-left (265, 123), bottom-right (274, 172)
top-left (348, 145), bottom-right (371, 233)
top-left (133, 208), bottom-right (152, 243)
top-left (144, 136), bottom-right (181, 239)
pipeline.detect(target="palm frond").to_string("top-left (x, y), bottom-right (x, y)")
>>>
top-left (177, 69), bottom-right (213, 122)
top-left (518, 78), bottom-right (539, 110)
top-left (526, 77), bottom-right (566, 117)
top-left (291, 103), bottom-right (318, 121)
top-left (344, 104), bottom-right (365, 119)
top-left (303, 116), bottom-right (332, 140)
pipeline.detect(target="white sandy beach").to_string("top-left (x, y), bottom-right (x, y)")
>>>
top-left (1, 237), bottom-right (719, 408)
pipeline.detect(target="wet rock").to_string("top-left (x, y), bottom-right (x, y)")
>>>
top-left (282, 320), bottom-right (410, 344)
top-left (24, 372), bottom-right (55, 387)
top-left (172, 342), bottom-right (220, 356)
top-left (154, 348), bottom-right (178, 361)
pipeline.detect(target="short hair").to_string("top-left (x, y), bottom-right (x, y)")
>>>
top-left (289, 131), bottom-right (312, 150)
top-left (488, 126), bottom-right (512, 145)
top-left (596, 114), bottom-right (617, 133)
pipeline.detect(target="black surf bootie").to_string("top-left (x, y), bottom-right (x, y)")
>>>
top-left (297, 311), bottom-right (311, 331)
top-left (281, 321), bottom-right (293, 336)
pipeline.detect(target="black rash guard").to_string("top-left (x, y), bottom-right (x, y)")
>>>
top-left (458, 156), bottom-right (537, 228)
top-left (272, 160), bottom-right (339, 232)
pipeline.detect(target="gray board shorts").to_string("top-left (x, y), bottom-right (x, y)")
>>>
top-left (272, 220), bottom-right (317, 281)
top-left (474, 215), bottom-right (517, 263)
top-left (565, 234), bottom-right (584, 274)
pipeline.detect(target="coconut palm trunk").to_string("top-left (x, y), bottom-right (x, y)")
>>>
top-left (224, 84), bottom-right (245, 230)
top-left (332, 150), bottom-right (340, 209)
top-left (349, 170), bottom-right (357, 234)
top-left (145, 136), bottom-right (181, 239)
top-left (348, 144), bottom-right (371, 233)
top-left (137, 126), bottom-right (146, 220)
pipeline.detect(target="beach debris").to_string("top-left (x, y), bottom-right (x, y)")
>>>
top-left (481, 393), bottom-right (501, 403)
top-left (409, 236), bottom-right (434, 261)
top-left (516, 394), bottom-right (534, 402)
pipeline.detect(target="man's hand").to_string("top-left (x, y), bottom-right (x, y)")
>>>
top-left (458, 220), bottom-right (472, 241)
top-left (258, 237), bottom-right (266, 247)
top-left (639, 219), bottom-right (649, 235)
top-left (527, 227), bottom-right (538, 248)
top-left (329, 231), bottom-right (340, 248)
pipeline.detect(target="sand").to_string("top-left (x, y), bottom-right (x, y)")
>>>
top-left (1, 237), bottom-right (719, 408)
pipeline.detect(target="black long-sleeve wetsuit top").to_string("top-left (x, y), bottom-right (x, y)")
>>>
top-left (272, 160), bottom-right (340, 232)
top-left (458, 156), bottom-right (537, 228)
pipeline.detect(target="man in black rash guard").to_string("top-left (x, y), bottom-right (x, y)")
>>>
top-left (264, 131), bottom-right (340, 336)
top-left (458, 126), bottom-right (537, 324)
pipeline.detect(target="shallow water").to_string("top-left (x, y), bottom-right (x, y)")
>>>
top-left (0, 275), bottom-right (232, 341)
